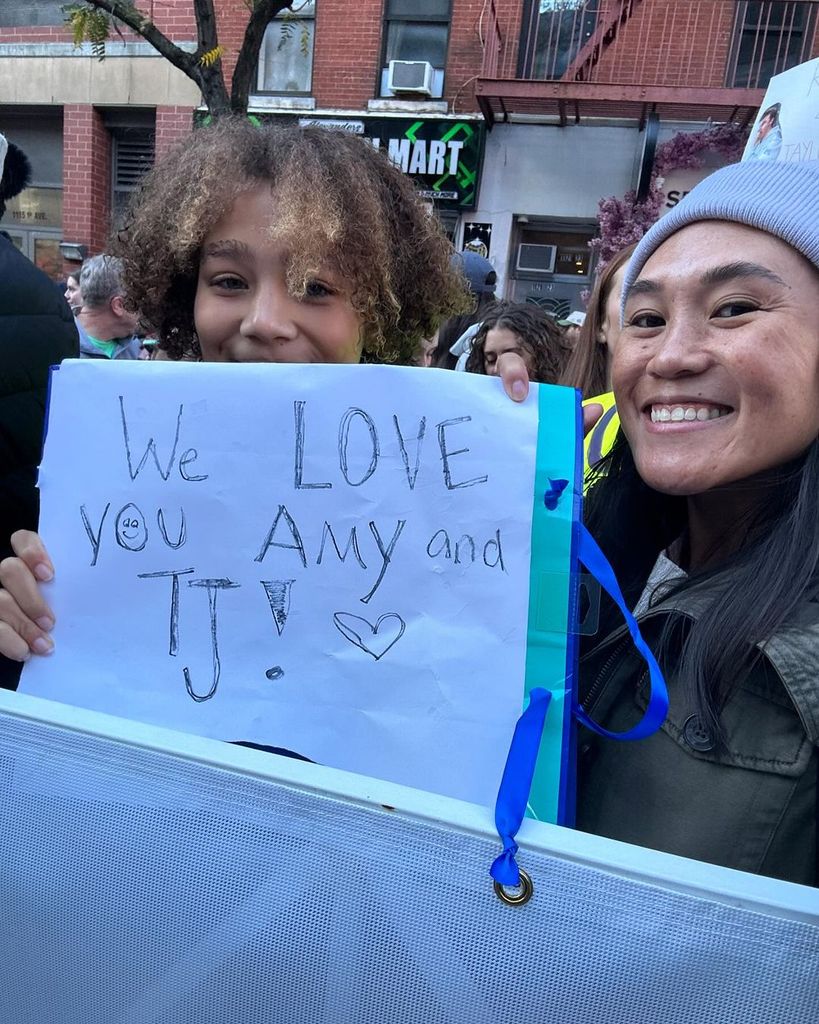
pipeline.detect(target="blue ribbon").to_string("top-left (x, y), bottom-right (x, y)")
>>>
top-left (490, 687), bottom-right (551, 887)
top-left (490, 511), bottom-right (670, 883)
top-left (574, 524), bottom-right (669, 740)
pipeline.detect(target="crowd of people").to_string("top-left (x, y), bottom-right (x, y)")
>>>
top-left (0, 119), bottom-right (816, 887)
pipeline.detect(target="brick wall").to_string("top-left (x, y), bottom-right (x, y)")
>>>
top-left (447, 0), bottom-right (496, 113)
top-left (311, 0), bottom-right (383, 109)
top-left (0, 0), bottom-right (195, 45)
top-left (61, 105), bottom-right (111, 265)
top-left (155, 105), bottom-right (195, 158)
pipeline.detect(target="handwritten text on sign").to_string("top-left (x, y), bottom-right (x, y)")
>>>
top-left (23, 363), bottom-right (546, 806)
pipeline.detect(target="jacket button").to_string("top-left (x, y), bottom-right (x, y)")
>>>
top-left (682, 714), bottom-right (714, 752)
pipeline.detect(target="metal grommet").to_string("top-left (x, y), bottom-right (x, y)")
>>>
top-left (493, 868), bottom-right (534, 907)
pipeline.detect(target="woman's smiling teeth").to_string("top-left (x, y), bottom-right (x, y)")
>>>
top-left (649, 404), bottom-right (731, 423)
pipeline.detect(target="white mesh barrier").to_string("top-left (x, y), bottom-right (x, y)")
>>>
top-left (0, 694), bottom-right (817, 1024)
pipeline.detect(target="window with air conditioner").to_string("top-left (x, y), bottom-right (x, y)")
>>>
top-left (516, 244), bottom-right (557, 274)
top-left (257, 0), bottom-right (316, 95)
top-left (381, 0), bottom-right (451, 98)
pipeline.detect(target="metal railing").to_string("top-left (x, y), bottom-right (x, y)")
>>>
top-left (483, 0), bottom-right (819, 91)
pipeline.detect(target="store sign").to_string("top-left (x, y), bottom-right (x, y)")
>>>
top-left (5, 186), bottom-right (62, 228)
top-left (463, 222), bottom-right (492, 258)
top-left (655, 167), bottom-right (712, 215)
top-left (298, 116), bottom-right (485, 210)
top-left (203, 112), bottom-right (485, 210)
top-left (655, 147), bottom-right (729, 219)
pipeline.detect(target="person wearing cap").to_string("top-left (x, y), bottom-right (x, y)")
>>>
top-left (0, 134), bottom-right (78, 689)
top-left (429, 251), bottom-right (498, 369)
top-left (574, 158), bottom-right (819, 885)
top-left (557, 309), bottom-right (586, 348)
top-left (452, 250), bottom-right (497, 310)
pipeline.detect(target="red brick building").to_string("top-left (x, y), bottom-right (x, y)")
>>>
top-left (1, 0), bottom-right (817, 312)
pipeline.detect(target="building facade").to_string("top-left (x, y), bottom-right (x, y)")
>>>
top-left (474, 0), bottom-right (819, 315)
top-left (1, 0), bottom-right (817, 307)
top-left (0, 0), bottom-right (487, 280)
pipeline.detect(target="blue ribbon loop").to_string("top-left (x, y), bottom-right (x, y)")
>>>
top-left (491, 519), bottom-right (670, 884)
top-left (490, 687), bottom-right (551, 887)
top-left (574, 524), bottom-right (669, 740)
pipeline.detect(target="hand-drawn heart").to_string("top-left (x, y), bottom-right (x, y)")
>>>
top-left (333, 611), bottom-right (406, 661)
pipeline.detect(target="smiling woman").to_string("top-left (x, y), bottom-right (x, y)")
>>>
top-left (577, 159), bottom-right (819, 886)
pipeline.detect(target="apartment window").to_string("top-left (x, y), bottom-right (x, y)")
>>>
top-left (519, 0), bottom-right (598, 80)
top-left (381, 0), bottom-right (451, 95)
top-left (257, 1), bottom-right (316, 94)
top-left (111, 128), bottom-right (155, 227)
top-left (0, 1), bottom-right (64, 27)
top-left (727, 1), bottom-right (818, 88)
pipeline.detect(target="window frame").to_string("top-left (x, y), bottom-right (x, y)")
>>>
top-left (379, 0), bottom-right (452, 97)
top-left (256, 0), bottom-right (317, 97)
top-left (725, 0), bottom-right (818, 89)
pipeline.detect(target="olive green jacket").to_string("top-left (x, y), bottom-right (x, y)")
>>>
top-left (575, 579), bottom-right (818, 887)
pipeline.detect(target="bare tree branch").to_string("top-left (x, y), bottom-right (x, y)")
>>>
top-left (80, 1), bottom-right (197, 73)
top-left (79, 0), bottom-right (234, 115)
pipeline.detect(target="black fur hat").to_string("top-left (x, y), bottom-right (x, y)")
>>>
top-left (0, 137), bottom-right (32, 216)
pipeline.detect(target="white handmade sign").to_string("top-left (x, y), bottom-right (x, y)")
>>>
top-left (21, 362), bottom-right (580, 811)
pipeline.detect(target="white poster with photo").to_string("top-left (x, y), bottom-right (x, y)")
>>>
top-left (743, 56), bottom-right (819, 163)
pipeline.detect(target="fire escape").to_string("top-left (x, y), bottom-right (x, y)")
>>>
top-left (476, 0), bottom-right (818, 129)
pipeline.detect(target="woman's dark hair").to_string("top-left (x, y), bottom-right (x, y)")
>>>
top-left (759, 102), bottom-right (781, 127)
top-left (114, 117), bottom-right (469, 363)
top-left (430, 311), bottom-right (481, 369)
top-left (586, 436), bottom-right (819, 747)
top-left (561, 242), bottom-right (636, 397)
top-left (464, 301), bottom-right (571, 383)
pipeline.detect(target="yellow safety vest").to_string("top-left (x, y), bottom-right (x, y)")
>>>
top-left (583, 391), bottom-right (619, 489)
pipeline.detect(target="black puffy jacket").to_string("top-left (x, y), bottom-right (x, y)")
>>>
top-left (0, 235), bottom-right (78, 687)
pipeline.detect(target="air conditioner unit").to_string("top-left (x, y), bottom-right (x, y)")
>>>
top-left (516, 244), bottom-right (557, 274)
top-left (387, 60), bottom-right (435, 96)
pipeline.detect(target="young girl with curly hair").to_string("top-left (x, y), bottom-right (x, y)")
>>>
top-left (464, 301), bottom-right (572, 384)
top-left (114, 117), bottom-right (470, 365)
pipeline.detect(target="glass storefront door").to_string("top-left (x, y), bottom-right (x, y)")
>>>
top-left (3, 229), bottom-right (63, 281)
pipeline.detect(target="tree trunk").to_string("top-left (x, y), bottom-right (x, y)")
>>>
top-left (231, 0), bottom-right (292, 115)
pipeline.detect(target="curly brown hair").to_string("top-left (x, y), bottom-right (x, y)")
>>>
top-left (465, 302), bottom-right (571, 383)
top-left (114, 117), bottom-right (470, 362)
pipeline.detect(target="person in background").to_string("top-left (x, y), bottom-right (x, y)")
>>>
top-left (76, 254), bottom-right (141, 360)
top-left (557, 309), bottom-right (586, 348)
top-left (430, 251), bottom-right (498, 369)
top-left (0, 133), bottom-right (78, 688)
top-left (464, 301), bottom-right (571, 384)
top-left (64, 269), bottom-right (83, 315)
top-left (561, 243), bottom-right (637, 474)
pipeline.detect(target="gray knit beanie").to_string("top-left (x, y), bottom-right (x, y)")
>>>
top-left (622, 159), bottom-right (819, 318)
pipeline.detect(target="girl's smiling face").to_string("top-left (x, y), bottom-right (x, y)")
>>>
top-left (194, 184), bottom-right (363, 364)
top-left (615, 221), bottom-right (819, 498)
